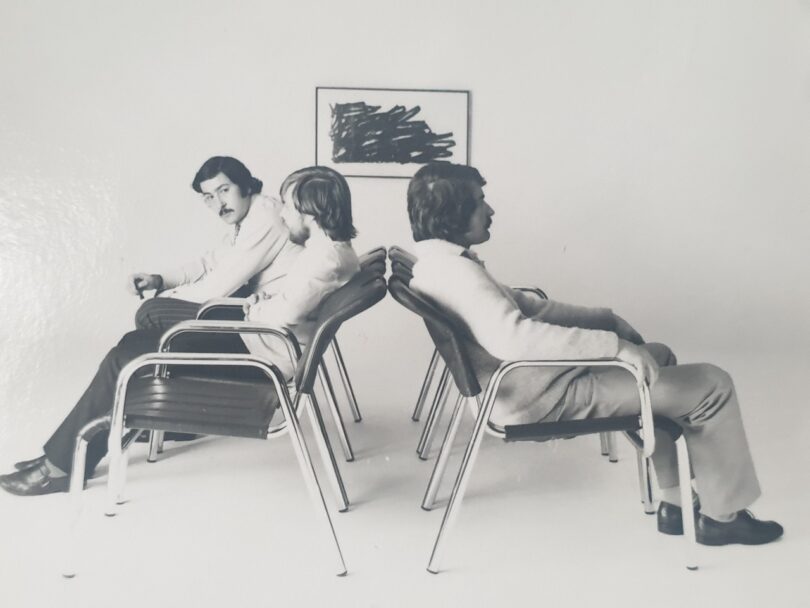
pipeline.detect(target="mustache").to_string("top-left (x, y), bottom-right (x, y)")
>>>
top-left (219, 207), bottom-right (233, 217)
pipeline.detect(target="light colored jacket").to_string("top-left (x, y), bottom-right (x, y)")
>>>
top-left (160, 194), bottom-right (301, 303)
top-left (411, 239), bottom-right (620, 425)
top-left (243, 229), bottom-right (360, 379)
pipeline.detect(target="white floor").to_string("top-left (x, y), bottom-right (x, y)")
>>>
top-left (1, 352), bottom-right (808, 608)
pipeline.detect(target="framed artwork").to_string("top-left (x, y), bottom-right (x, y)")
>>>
top-left (315, 86), bottom-right (470, 178)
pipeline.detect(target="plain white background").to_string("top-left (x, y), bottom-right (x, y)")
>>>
top-left (0, 1), bottom-right (808, 605)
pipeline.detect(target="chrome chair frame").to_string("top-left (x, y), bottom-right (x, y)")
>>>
top-left (64, 352), bottom-right (347, 578)
top-left (190, 301), bottom-right (357, 462)
top-left (386, 272), bottom-right (696, 573)
top-left (423, 357), bottom-right (697, 574)
top-left (146, 320), bottom-right (348, 505)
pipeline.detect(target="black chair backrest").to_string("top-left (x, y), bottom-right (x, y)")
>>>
top-left (295, 268), bottom-right (388, 393)
top-left (388, 275), bottom-right (481, 398)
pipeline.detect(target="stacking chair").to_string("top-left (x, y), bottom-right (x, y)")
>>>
top-left (63, 268), bottom-right (387, 578)
top-left (169, 246), bottom-right (387, 464)
top-left (387, 274), bottom-right (698, 573)
top-left (388, 248), bottom-right (629, 465)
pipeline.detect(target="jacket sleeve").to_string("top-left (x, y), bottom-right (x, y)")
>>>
top-left (160, 200), bottom-right (289, 302)
top-left (414, 257), bottom-right (620, 362)
top-left (246, 254), bottom-right (340, 329)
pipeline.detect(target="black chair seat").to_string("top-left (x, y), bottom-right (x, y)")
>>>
top-left (124, 376), bottom-right (278, 439)
top-left (504, 415), bottom-right (683, 443)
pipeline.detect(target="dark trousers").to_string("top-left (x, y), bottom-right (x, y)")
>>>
top-left (134, 298), bottom-right (202, 332)
top-left (43, 329), bottom-right (249, 478)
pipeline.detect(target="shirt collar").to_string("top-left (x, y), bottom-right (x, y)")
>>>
top-left (413, 239), bottom-right (482, 264)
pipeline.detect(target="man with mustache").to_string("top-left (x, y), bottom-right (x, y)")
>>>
top-left (128, 155), bottom-right (300, 331)
top-left (406, 162), bottom-right (783, 547)
top-left (0, 165), bottom-right (360, 496)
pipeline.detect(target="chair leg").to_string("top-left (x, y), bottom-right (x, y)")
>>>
top-left (147, 430), bottom-right (163, 463)
top-left (412, 349), bottom-right (440, 422)
top-left (417, 367), bottom-right (451, 459)
top-left (599, 432), bottom-right (609, 456)
top-left (422, 393), bottom-right (465, 511)
top-left (606, 432), bottom-right (618, 463)
top-left (304, 394), bottom-right (350, 512)
top-left (281, 393), bottom-right (348, 576)
top-left (330, 339), bottom-right (362, 423)
top-left (676, 436), bottom-right (698, 571)
top-left (64, 417), bottom-right (111, 578)
top-left (427, 394), bottom-right (492, 574)
top-left (318, 363), bottom-right (354, 462)
top-left (105, 429), bottom-right (142, 515)
top-left (636, 452), bottom-right (655, 514)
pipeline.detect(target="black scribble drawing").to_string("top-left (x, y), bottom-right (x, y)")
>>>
top-left (330, 102), bottom-right (456, 164)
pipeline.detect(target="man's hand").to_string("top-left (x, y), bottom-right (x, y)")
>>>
top-left (614, 314), bottom-right (644, 345)
top-left (128, 273), bottom-right (163, 297)
top-left (242, 293), bottom-right (260, 317)
top-left (616, 339), bottom-right (659, 386)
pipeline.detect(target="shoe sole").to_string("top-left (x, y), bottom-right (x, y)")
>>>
top-left (658, 523), bottom-right (684, 536)
top-left (697, 534), bottom-right (783, 546)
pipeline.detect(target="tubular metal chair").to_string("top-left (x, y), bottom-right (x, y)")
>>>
top-left (63, 268), bottom-right (387, 578)
top-left (388, 248), bottom-right (634, 465)
top-left (387, 275), bottom-right (697, 574)
top-left (389, 246), bottom-right (623, 472)
top-left (173, 246), bottom-right (387, 463)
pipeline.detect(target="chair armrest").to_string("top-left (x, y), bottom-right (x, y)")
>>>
top-left (486, 358), bottom-right (655, 457)
top-left (196, 297), bottom-right (249, 320)
top-left (159, 319), bottom-right (301, 368)
top-left (111, 352), bottom-right (292, 436)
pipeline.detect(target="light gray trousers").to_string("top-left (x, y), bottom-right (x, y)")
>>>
top-left (561, 343), bottom-right (761, 518)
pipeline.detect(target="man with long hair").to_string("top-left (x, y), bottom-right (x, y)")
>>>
top-left (406, 162), bottom-right (782, 547)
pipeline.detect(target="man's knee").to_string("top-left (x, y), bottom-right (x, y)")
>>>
top-left (701, 363), bottom-right (734, 394)
top-left (644, 342), bottom-right (677, 366)
top-left (687, 363), bottom-right (736, 424)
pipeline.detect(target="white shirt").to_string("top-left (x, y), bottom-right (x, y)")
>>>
top-left (160, 194), bottom-right (302, 303)
top-left (242, 228), bottom-right (360, 379)
top-left (411, 239), bottom-right (620, 425)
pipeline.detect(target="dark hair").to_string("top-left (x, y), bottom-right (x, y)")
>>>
top-left (191, 156), bottom-right (263, 197)
top-left (407, 163), bottom-right (486, 243)
top-left (281, 166), bottom-right (357, 241)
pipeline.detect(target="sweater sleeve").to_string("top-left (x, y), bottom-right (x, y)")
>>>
top-left (161, 200), bottom-right (289, 303)
top-left (414, 257), bottom-right (620, 362)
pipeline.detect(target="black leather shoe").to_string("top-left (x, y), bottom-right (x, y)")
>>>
top-left (697, 510), bottom-right (784, 546)
top-left (13, 455), bottom-right (46, 471)
top-left (0, 464), bottom-right (70, 496)
top-left (657, 500), bottom-right (700, 535)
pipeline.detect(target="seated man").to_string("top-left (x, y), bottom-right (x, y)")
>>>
top-left (406, 162), bottom-right (783, 547)
top-left (0, 165), bottom-right (359, 496)
top-left (130, 155), bottom-right (301, 331)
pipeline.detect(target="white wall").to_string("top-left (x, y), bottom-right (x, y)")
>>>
top-left (1, 0), bottom-right (808, 458)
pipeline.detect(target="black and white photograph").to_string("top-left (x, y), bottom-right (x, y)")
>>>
top-left (0, 1), bottom-right (808, 607)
